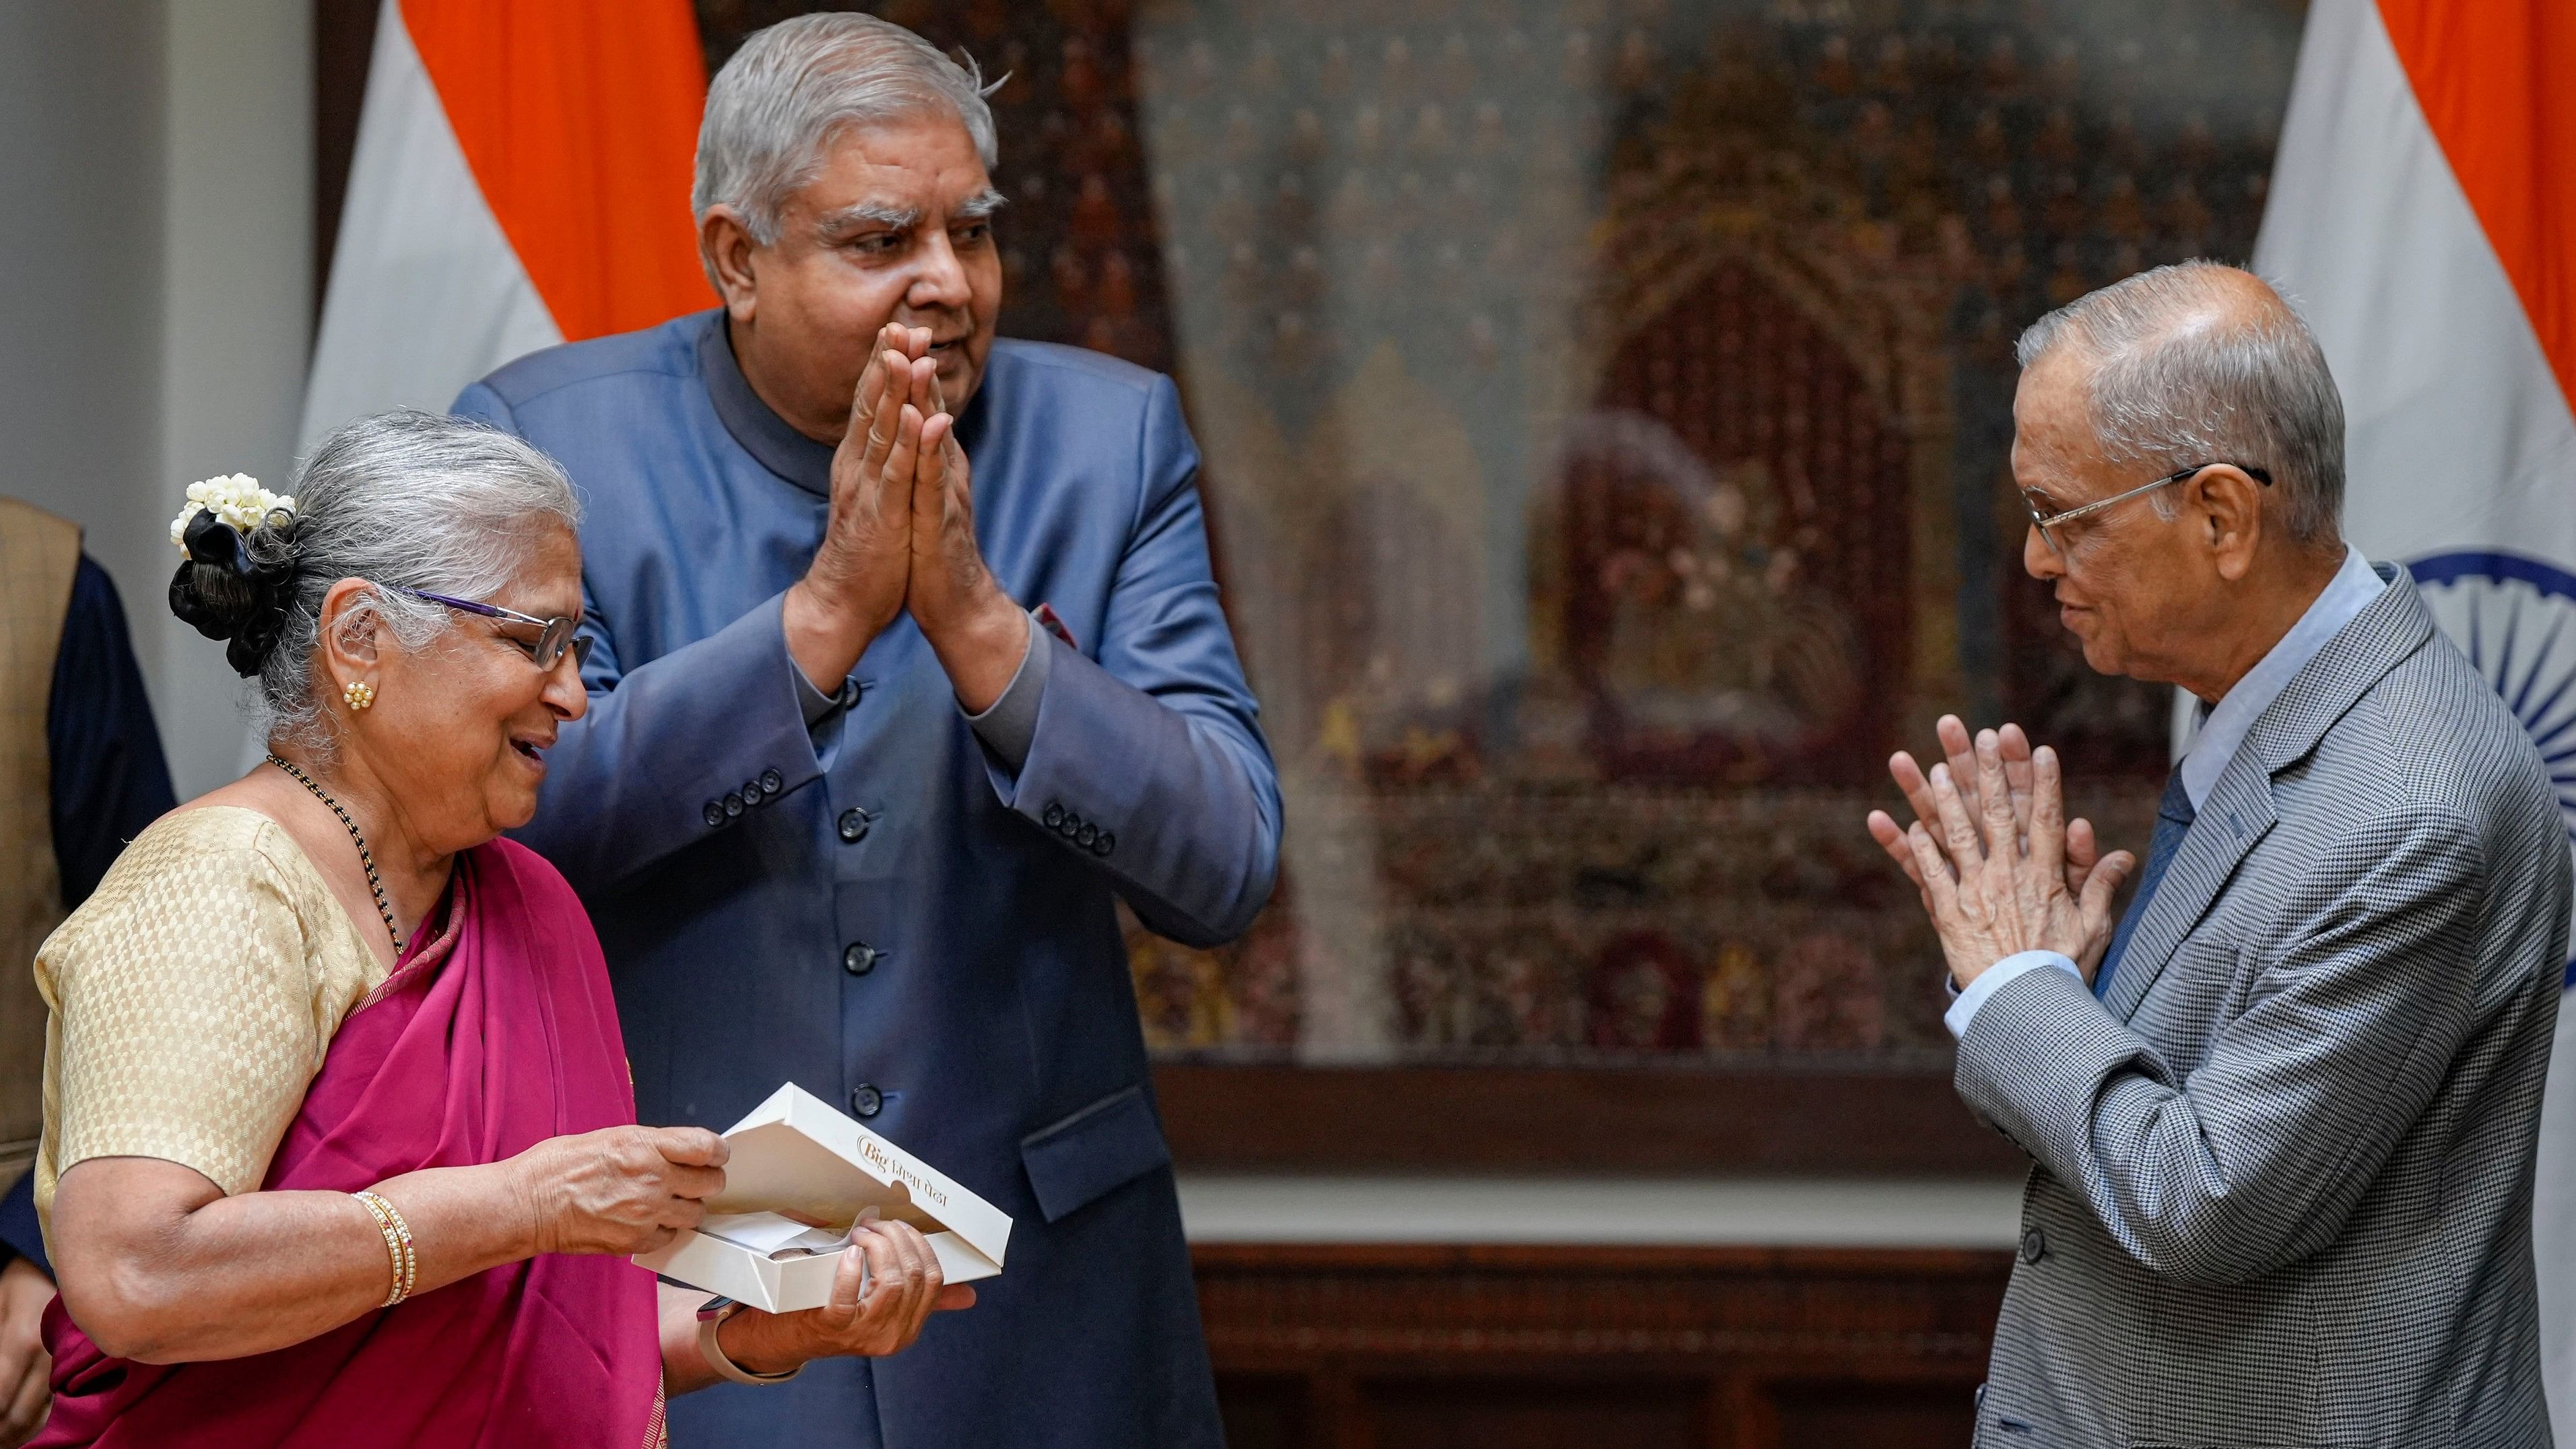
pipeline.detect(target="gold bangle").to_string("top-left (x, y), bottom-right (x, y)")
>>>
top-left (369, 1192), bottom-right (416, 1304)
top-left (696, 1300), bottom-right (801, 1386)
top-left (379, 1193), bottom-right (416, 1302)
top-left (354, 1197), bottom-right (401, 1306)
top-left (353, 1190), bottom-right (417, 1306)
top-left (353, 1192), bottom-right (403, 1306)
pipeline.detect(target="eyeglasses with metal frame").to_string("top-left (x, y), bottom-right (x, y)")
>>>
top-left (402, 588), bottom-right (593, 672)
top-left (2022, 461), bottom-right (2274, 559)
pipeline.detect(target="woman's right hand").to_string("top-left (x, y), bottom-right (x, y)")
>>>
top-left (508, 1125), bottom-right (728, 1257)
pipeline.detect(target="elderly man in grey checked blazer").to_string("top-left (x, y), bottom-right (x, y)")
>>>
top-left (1867, 261), bottom-right (2570, 1447)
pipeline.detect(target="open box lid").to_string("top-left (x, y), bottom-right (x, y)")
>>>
top-left (706, 1083), bottom-right (1012, 1269)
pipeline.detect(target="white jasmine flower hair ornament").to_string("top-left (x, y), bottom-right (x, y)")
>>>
top-left (168, 471), bottom-right (302, 679)
top-left (170, 473), bottom-right (295, 551)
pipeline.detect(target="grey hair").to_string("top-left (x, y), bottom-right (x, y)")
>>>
top-left (693, 13), bottom-right (999, 250)
top-left (2015, 260), bottom-right (2347, 548)
top-left (253, 410), bottom-right (580, 753)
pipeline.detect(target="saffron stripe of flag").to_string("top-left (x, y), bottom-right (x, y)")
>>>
top-left (298, 0), bottom-right (706, 454)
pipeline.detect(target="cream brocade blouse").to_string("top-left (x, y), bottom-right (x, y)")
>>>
top-left (31, 806), bottom-right (390, 1249)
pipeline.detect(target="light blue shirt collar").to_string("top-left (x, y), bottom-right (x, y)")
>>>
top-left (2177, 545), bottom-right (2386, 809)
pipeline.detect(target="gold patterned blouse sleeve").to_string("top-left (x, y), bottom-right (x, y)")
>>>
top-left (36, 809), bottom-right (370, 1203)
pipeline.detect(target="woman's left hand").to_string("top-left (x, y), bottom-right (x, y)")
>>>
top-left (733, 1219), bottom-right (976, 1368)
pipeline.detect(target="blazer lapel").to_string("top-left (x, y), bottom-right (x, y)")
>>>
top-left (2104, 767), bottom-right (2273, 1020)
top-left (2102, 565), bottom-right (2439, 1022)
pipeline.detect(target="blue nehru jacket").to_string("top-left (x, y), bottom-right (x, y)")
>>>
top-left (0, 553), bottom-right (178, 1278)
top-left (454, 310), bottom-right (1279, 1449)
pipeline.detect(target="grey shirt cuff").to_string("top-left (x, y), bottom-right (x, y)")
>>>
top-left (793, 664), bottom-right (861, 731)
top-left (965, 611), bottom-right (1046, 770)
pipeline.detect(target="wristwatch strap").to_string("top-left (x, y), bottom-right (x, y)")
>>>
top-left (696, 1298), bottom-right (801, 1385)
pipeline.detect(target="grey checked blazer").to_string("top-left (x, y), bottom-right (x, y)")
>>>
top-left (1959, 566), bottom-right (2570, 1448)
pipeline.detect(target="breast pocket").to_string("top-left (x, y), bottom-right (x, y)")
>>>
top-left (1018, 1083), bottom-right (1173, 1223)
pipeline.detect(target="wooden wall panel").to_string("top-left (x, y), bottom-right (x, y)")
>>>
top-left (1193, 1244), bottom-right (2011, 1449)
top-left (1362, 1379), bottom-right (1706, 1449)
top-left (312, 0), bottom-right (376, 310)
top-left (1158, 1065), bottom-right (2022, 1175)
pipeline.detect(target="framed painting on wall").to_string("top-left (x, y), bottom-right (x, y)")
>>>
top-left (319, 0), bottom-right (2308, 1174)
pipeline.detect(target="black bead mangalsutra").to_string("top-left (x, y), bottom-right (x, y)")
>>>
top-left (267, 753), bottom-right (402, 951)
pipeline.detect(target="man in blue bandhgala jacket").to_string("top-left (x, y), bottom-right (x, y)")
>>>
top-left (452, 13), bottom-right (1278, 1448)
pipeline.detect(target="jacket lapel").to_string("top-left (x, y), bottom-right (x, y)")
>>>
top-left (2102, 564), bottom-right (2438, 1022)
top-left (2103, 767), bottom-right (2272, 1019)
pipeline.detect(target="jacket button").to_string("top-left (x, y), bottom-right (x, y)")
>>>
top-left (838, 809), bottom-right (871, 843)
top-left (842, 941), bottom-right (880, 975)
top-left (1043, 803), bottom-right (1065, 829)
top-left (1093, 831), bottom-right (1115, 856)
top-left (722, 792), bottom-right (745, 818)
top-left (2020, 1227), bottom-right (2047, 1265)
top-left (849, 1083), bottom-right (883, 1118)
top-left (1058, 813), bottom-right (1082, 838)
top-left (1076, 821), bottom-right (1098, 847)
top-left (760, 768), bottom-right (784, 795)
top-left (741, 779), bottom-right (764, 805)
top-left (702, 801), bottom-right (726, 828)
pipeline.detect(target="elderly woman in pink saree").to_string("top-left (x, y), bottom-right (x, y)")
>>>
top-left (27, 414), bottom-right (970, 1448)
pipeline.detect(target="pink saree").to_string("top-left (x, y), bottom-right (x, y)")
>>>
top-left (36, 838), bottom-right (665, 1448)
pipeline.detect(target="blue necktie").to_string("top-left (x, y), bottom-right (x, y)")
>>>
top-left (2095, 768), bottom-right (2197, 998)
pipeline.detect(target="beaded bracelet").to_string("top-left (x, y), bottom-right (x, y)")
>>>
top-left (352, 1190), bottom-right (417, 1307)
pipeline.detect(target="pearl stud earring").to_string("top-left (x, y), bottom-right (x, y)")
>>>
top-left (343, 679), bottom-right (376, 711)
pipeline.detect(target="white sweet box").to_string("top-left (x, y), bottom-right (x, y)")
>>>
top-left (634, 1083), bottom-right (1011, 1314)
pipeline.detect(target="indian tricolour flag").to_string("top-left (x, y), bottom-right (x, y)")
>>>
top-left (2255, 0), bottom-right (2576, 1434)
top-left (299, 0), bottom-right (711, 451)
